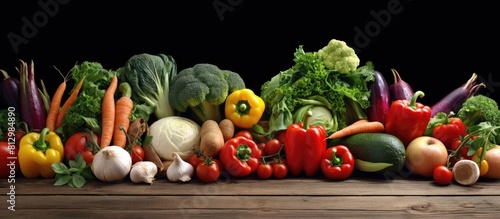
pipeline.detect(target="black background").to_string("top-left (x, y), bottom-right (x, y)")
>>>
top-left (1, 0), bottom-right (499, 106)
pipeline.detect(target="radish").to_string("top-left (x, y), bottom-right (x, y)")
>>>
top-left (430, 73), bottom-right (485, 117)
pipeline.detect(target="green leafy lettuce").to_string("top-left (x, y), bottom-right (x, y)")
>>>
top-left (260, 45), bottom-right (374, 135)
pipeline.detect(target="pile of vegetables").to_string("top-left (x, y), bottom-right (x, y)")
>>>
top-left (2, 37), bottom-right (500, 188)
top-left (259, 39), bottom-right (375, 135)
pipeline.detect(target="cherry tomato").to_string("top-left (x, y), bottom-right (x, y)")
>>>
top-left (257, 163), bottom-right (273, 179)
top-left (234, 130), bottom-right (253, 140)
top-left (433, 165), bottom-right (453, 185)
top-left (450, 139), bottom-right (472, 160)
top-left (189, 154), bottom-right (205, 169)
top-left (257, 142), bottom-right (267, 156)
top-left (196, 158), bottom-right (221, 183)
top-left (478, 159), bottom-right (489, 176)
top-left (272, 162), bottom-right (288, 179)
top-left (264, 138), bottom-right (282, 155)
top-left (277, 131), bottom-right (286, 144)
top-left (130, 144), bottom-right (145, 165)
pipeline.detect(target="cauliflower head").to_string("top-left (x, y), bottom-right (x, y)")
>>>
top-left (317, 39), bottom-right (360, 74)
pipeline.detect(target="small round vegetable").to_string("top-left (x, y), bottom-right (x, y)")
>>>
top-left (130, 144), bottom-right (145, 165)
top-left (264, 139), bottom-right (282, 155)
top-left (196, 158), bottom-right (221, 183)
top-left (257, 163), bottom-right (273, 179)
top-left (433, 165), bottom-right (453, 185)
top-left (272, 162), bottom-right (288, 179)
top-left (452, 159), bottom-right (480, 186)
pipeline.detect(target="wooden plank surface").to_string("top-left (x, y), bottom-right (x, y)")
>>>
top-left (2, 172), bottom-right (500, 218)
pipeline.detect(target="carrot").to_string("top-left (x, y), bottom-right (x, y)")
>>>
top-left (199, 119), bottom-right (225, 158)
top-left (55, 76), bottom-right (85, 130)
top-left (327, 119), bottom-right (385, 139)
top-left (45, 67), bottom-right (71, 131)
top-left (112, 82), bottom-right (134, 148)
top-left (100, 74), bottom-right (118, 148)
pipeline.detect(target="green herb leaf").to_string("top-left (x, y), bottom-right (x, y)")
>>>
top-left (81, 166), bottom-right (96, 180)
top-left (72, 174), bottom-right (86, 188)
top-left (52, 162), bottom-right (70, 174)
top-left (54, 175), bottom-right (71, 186)
top-left (74, 153), bottom-right (87, 169)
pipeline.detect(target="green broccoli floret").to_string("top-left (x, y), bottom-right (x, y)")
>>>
top-left (457, 94), bottom-right (500, 127)
top-left (316, 39), bottom-right (360, 74)
top-left (169, 63), bottom-right (245, 124)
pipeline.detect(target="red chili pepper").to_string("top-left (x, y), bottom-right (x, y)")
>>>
top-left (320, 145), bottom-right (354, 180)
top-left (284, 111), bottom-right (327, 177)
top-left (430, 114), bottom-right (467, 149)
top-left (385, 91), bottom-right (432, 146)
top-left (219, 136), bottom-right (261, 177)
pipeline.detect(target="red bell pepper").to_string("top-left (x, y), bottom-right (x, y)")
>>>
top-left (320, 145), bottom-right (354, 180)
top-left (219, 136), bottom-right (261, 177)
top-left (425, 112), bottom-right (467, 149)
top-left (385, 91), bottom-right (432, 146)
top-left (284, 111), bottom-right (327, 177)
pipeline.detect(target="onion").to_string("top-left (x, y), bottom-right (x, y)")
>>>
top-left (92, 146), bottom-right (132, 182)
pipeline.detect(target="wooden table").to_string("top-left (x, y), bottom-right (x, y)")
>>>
top-left (1, 171), bottom-right (499, 218)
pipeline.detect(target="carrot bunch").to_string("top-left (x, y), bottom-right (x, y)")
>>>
top-left (45, 68), bottom-right (85, 132)
top-left (100, 75), bottom-right (134, 148)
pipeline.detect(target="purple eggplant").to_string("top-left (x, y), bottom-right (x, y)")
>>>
top-left (389, 69), bottom-right (414, 102)
top-left (430, 73), bottom-right (485, 117)
top-left (17, 60), bottom-right (46, 132)
top-left (368, 70), bottom-right (390, 125)
top-left (1, 69), bottom-right (21, 110)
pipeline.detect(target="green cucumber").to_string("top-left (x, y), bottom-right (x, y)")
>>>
top-left (336, 133), bottom-right (406, 174)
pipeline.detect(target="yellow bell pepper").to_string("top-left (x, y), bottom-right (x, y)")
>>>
top-left (19, 127), bottom-right (64, 179)
top-left (225, 88), bottom-right (265, 129)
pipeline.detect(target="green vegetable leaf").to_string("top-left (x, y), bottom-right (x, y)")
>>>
top-left (72, 174), bottom-right (86, 188)
top-left (81, 166), bottom-right (96, 180)
top-left (51, 162), bottom-right (70, 174)
top-left (54, 175), bottom-right (71, 186)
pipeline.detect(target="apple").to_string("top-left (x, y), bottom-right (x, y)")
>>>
top-left (406, 136), bottom-right (448, 178)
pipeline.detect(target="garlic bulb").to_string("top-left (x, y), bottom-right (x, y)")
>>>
top-left (166, 152), bottom-right (194, 182)
top-left (92, 146), bottom-right (132, 182)
top-left (130, 161), bottom-right (158, 184)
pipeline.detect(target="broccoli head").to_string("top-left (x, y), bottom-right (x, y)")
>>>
top-left (457, 94), bottom-right (500, 127)
top-left (316, 39), bottom-right (360, 74)
top-left (169, 63), bottom-right (245, 124)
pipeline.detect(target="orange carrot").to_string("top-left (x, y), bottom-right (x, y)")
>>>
top-left (45, 67), bottom-right (71, 131)
top-left (112, 82), bottom-right (134, 148)
top-left (327, 119), bottom-right (385, 139)
top-left (100, 75), bottom-right (118, 148)
top-left (55, 77), bottom-right (85, 130)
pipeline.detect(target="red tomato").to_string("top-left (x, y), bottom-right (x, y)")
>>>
top-left (264, 138), bottom-right (282, 155)
top-left (433, 165), bottom-right (453, 185)
top-left (0, 141), bottom-right (19, 178)
top-left (234, 130), bottom-right (253, 140)
top-left (257, 163), bottom-right (273, 179)
top-left (189, 154), bottom-right (205, 169)
top-left (277, 131), bottom-right (286, 144)
top-left (196, 159), bottom-right (221, 183)
top-left (257, 142), bottom-right (267, 156)
top-left (450, 139), bottom-right (472, 160)
top-left (64, 131), bottom-right (100, 164)
top-left (272, 162), bottom-right (288, 179)
top-left (130, 144), bottom-right (145, 165)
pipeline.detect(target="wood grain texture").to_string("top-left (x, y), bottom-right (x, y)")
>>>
top-left (1, 173), bottom-right (499, 218)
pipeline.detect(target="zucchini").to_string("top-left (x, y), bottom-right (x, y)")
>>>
top-left (336, 133), bottom-right (406, 174)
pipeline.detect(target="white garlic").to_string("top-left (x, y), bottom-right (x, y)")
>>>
top-left (166, 152), bottom-right (194, 182)
top-left (130, 161), bottom-right (158, 184)
top-left (91, 146), bottom-right (132, 183)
